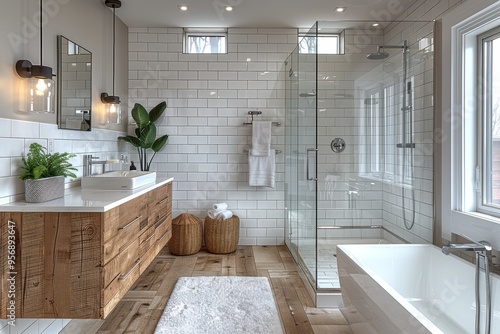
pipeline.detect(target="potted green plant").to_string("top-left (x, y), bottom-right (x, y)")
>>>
top-left (118, 101), bottom-right (169, 171)
top-left (20, 143), bottom-right (77, 203)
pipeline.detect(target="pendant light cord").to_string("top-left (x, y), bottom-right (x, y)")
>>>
top-left (40, 0), bottom-right (43, 65)
top-left (112, 6), bottom-right (116, 96)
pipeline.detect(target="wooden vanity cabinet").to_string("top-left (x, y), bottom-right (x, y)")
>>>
top-left (0, 181), bottom-right (172, 319)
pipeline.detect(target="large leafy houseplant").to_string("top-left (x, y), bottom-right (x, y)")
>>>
top-left (118, 101), bottom-right (169, 171)
top-left (20, 143), bottom-right (77, 180)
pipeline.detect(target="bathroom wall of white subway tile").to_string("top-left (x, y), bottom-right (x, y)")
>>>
top-left (316, 28), bottom-right (386, 237)
top-left (306, 18), bottom-right (439, 244)
top-left (0, 117), bottom-right (126, 205)
top-left (378, 0), bottom-right (468, 243)
top-left (127, 28), bottom-right (297, 245)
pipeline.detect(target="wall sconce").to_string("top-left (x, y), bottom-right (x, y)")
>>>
top-left (101, 0), bottom-right (122, 124)
top-left (15, 0), bottom-right (55, 113)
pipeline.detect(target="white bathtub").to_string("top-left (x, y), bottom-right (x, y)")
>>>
top-left (337, 244), bottom-right (499, 334)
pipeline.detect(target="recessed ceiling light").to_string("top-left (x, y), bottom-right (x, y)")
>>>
top-left (334, 7), bottom-right (346, 13)
top-left (225, 6), bottom-right (233, 11)
top-left (178, 5), bottom-right (188, 11)
top-left (372, 23), bottom-right (379, 27)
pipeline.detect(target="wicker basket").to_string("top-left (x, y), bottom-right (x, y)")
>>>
top-left (24, 176), bottom-right (65, 203)
top-left (168, 213), bottom-right (203, 256)
top-left (204, 215), bottom-right (240, 254)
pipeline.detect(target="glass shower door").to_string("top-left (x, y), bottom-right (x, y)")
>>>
top-left (284, 23), bottom-right (318, 288)
top-left (296, 24), bottom-right (318, 287)
top-left (284, 50), bottom-right (299, 262)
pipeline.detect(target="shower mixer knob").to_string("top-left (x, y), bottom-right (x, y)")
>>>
top-left (331, 138), bottom-right (346, 153)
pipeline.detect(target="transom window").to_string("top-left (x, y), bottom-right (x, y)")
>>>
top-left (298, 30), bottom-right (342, 54)
top-left (183, 28), bottom-right (227, 54)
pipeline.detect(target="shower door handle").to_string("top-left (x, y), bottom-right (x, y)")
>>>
top-left (306, 148), bottom-right (318, 181)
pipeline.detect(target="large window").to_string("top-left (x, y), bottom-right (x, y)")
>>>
top-left (478, 28), bottom-right (500, 213)
top-left (183, 29), bottom-right (227, 54)
top-left (442, 0), bottom-right (500, 241)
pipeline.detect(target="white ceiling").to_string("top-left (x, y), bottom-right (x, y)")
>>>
top-left (114, 0), bottom-right (417, 28)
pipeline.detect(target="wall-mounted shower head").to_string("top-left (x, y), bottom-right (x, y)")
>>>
top-left (299, 92), bottom-right (316, 97)
top-left (367, 41), bottom-right (409, 60)
top-left (367, 51), bottom-right (389, 60)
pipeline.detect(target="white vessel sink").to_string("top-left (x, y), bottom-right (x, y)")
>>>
top-left (81, 171), bottom-right (157, 190)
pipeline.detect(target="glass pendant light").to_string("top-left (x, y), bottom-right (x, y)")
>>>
top-left (15, 0), bottom-right (55, 113)
top-left (101, 0), bottom-right (122, 124)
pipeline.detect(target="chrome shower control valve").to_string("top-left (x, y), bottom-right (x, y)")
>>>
top-left (331, 138), bottom-right (346, 153)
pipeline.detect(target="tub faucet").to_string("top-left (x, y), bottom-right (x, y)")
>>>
top-left (442, 240), bottom-right (492, 255)
top-left (442, 236), bottom-right (492, 334)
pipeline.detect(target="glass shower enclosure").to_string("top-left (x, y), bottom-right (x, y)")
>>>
top-left (284, 20), bottom-right (435, 306)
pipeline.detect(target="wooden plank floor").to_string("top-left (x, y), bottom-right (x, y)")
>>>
top-left (62, 246), bottom-right (352, 334)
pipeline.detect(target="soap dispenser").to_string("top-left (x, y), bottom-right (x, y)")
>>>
top-left (130, 161), bottom-right (137, 171)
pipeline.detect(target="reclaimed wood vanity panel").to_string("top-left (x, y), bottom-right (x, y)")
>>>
top-left (0, 180), bottom-right (172, 319)
top-left (47, 212), bottom-right (102, 318)
top-left (0, 212), bottom-right (102, 318)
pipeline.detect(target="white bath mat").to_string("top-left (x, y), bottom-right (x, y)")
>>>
top-left (154, 276), bottom-right (284, 334)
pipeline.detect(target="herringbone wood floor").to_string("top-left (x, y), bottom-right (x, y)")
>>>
top-left (61, 246), bottom-right (353, 334)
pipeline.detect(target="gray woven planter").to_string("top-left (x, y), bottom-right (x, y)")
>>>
top-left (24, 176), bottom-right (65, 203)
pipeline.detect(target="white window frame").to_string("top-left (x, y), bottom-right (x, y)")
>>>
top-left (441, 0), bottom-right (500, 243)
top-left (183, 28), bottom-right (227, 54)
top-left (476, 27), bottom-right (500, 217)
top-left (298, 29), bottom-right (343, 54)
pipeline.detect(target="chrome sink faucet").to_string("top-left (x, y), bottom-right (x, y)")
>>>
top-left (83, 154), bottom-right (108, 177)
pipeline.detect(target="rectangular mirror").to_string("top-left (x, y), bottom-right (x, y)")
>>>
top-left (57, 35), bottom-right (92, 131)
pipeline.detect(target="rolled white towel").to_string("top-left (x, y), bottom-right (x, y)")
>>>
top-left (216, 210), bottom-right (233, 220)
top-left (213, 203), bottom-right (228, 211)
top-left (207, 209), bottom-right (218, 219)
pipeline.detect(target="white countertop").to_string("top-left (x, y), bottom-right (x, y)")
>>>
top-left (0, 177), bottom-right (173, 213)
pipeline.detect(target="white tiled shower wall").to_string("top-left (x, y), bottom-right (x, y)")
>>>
top-left (315, 29), bottom-right (386, 232)
top-left (378, 0), bottom-right (468, 242)
top-left (127, 28), bottom-right (297, 245)
top-left (315, 0), bottom-right (468, 244)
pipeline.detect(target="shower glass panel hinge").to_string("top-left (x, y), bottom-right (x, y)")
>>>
top-left (475, 165), bottom-right (481, 192)
top-left (396, 143), bottom-right (415, 148)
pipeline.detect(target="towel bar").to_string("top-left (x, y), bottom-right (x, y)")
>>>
top-left (243, 121), bottom-right (281, 126)
top-left (243, 110), bottom-right (281, 126)
top-left (244, 149), bottom-right (282, 154)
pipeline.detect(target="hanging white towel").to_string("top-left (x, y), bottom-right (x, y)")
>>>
top-left (248, 149), bottom-right (275, 188)
top-left (251, 121), bottom-right (272, 156)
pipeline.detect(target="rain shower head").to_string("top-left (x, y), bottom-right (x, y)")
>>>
top-left (367, 51), bottom-right (390, 60)
top-left (367, 42), bottom-right (409, 60)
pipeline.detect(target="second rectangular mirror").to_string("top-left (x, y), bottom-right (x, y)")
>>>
top-left (57, 35), bottom-right (92, 131)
